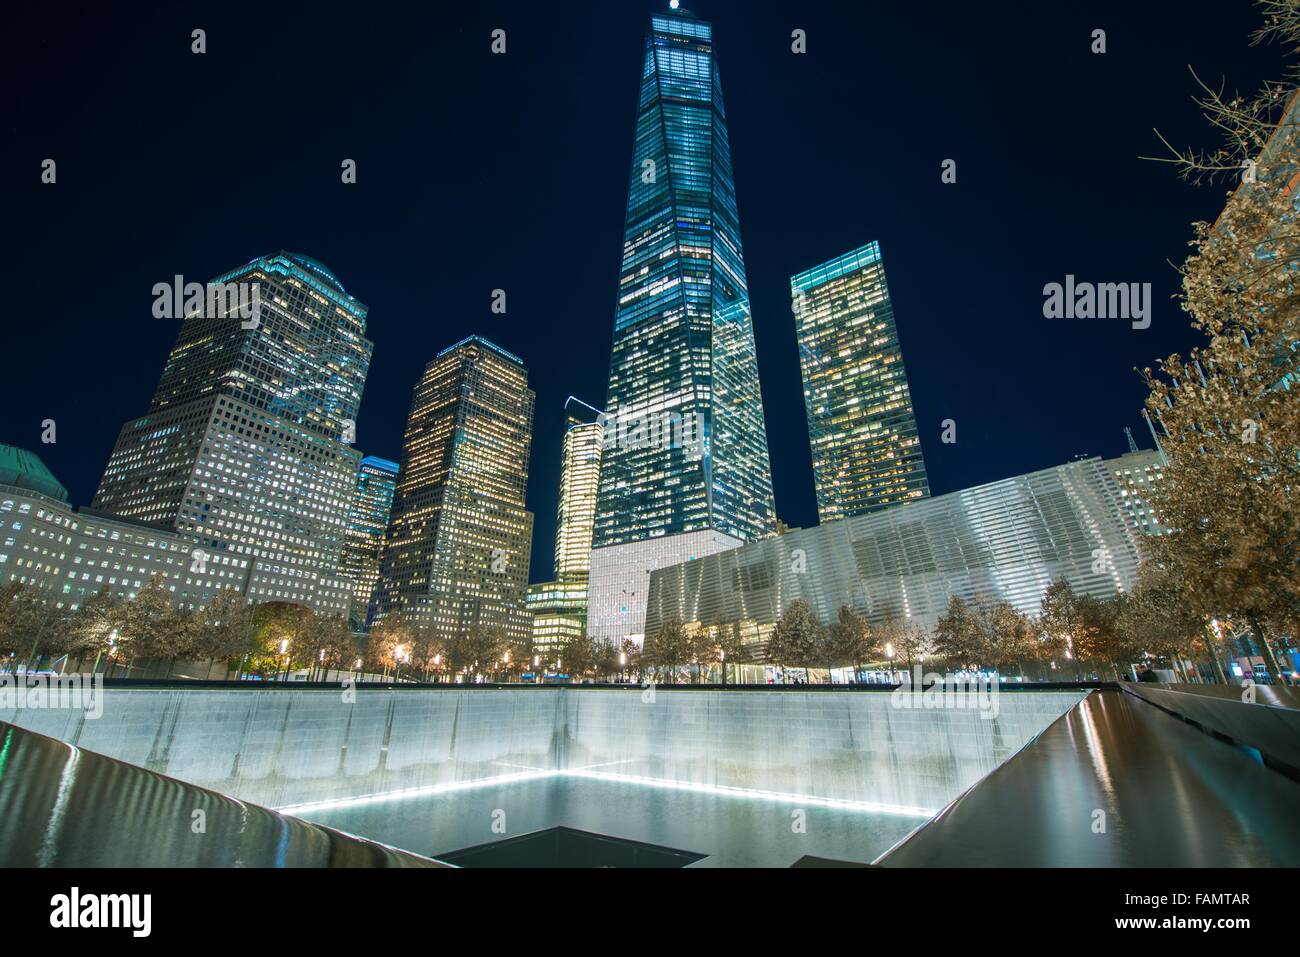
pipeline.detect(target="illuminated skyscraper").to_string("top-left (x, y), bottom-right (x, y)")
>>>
top-left (1102, 448), bottom-right (1166, 537)
top-left (589, 6), bottom-right (773, 646)
top-left (594, 6), bottom-right (775, 548)
top-left (528, 398), bottom-right (603, 657)
top-left (375, 336), bottom-right (534, 644)
top-left (92, 252), bottom-right (372, 615)
top-left (340, 455), bottom-right (399, 629)
top-left (792, 241), bottom-right (929, 522)
top-left (554, 398), bottom-right (603, 581)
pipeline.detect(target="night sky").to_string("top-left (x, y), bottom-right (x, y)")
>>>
top-left (1, 0), bottom-right (1279, 583)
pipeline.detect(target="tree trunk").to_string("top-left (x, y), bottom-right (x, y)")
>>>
top-left (1202, 628), bottom-right (1228, 685)
top-left (1248, 615), bottom-right (1290, 686)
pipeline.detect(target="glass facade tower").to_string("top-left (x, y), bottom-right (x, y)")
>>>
top-left (375, 336), bottom-right (534, 644)
top-left (92, 252), bottom-right (372, 615)
top-left (593, 7), bottom-right (776, 548)
top-left (554, 398), bottom-right (604, 581)
top-left (340, 455), bottom-right (399, 630)
top-left (528, 398), bottom-right (604, 657)
top-left (792, 241), bottom-right (930, 522)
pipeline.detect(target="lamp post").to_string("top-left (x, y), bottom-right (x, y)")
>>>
top-left (619, 650), bottom-right (627, 684)
top-left (279, 638), bottom-right (291, 682)
top-left (885, 642), bottom-right (895, 685)
top-left (719, 648), bottom-right (726, 687)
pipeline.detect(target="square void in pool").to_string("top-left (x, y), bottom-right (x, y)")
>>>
top-left (438, 826), bottom-right (705, 868)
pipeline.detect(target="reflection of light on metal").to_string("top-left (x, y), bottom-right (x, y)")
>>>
top-left (1076, 696), bottom-right (1115, 799)
top-left (38, 741), bottom-right (82, 867)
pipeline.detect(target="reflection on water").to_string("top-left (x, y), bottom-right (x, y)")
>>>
top-left (298, 776), bottom-right (925, 867)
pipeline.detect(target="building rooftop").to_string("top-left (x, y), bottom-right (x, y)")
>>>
top-left (0, 443), bottom-right (68, 502)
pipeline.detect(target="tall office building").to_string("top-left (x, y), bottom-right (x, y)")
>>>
top-left (93, 252), bottom-right (372, 615)
top-left (589, 6), bottom-right (774, 645)
top-left (528, 398), bottom-right (604, 658)
top-left (375, 336), bottom-right (534, 644)
top-left (1102, 448), bottom-right (1166, 538)
top-left (792, 241), bottom-right (930, 523)
top-left (339, 455), bottom-right (399, 629)
top-left (554, 398), bottom-right (604, 581)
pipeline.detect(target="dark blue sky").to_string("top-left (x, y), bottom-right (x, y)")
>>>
top-left (0, 0), bottom-right (1278, 583)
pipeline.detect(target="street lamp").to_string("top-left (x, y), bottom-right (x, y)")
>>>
top-left (619, 650), bottom-right (627, 684)
top-left (719, 648), bottom-right (725, 687)
top-left (279, 638), bottom-right (290, 682)
top-left (885, 642), bottom-right (896, 684)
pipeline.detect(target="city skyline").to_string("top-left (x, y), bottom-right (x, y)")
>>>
top-left (1, 1), bottom-right (1273, 588)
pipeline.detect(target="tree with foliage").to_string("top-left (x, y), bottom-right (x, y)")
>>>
top-left (642, 618), bottom-right (691, 684)
top-left (826, 606), bottom-right (876, 680)
top-left (932, 595), bottom-right (979, 668)
top-left (64, 587), bottom-right (125, 673)
top-left (874, 616), bottom-right (933, 675)
top-left (196, 588), bottom-right (257, 678)
top-left (556, 633), bottom-right (595, 683)
top-left (765, 599), bottom-right (824, 678)
top-left (618, 637), bottom-right (642, 683)
top-left (448, 624), bottom-right (506, 681)
top-left (306, 615), bottom-right (358, 681)
top-left (407, 624), bottom-right (449, 682)
top-left (1117, 562), bottom-right (1226, 682)
top-left (250, 601), bottom-right (314, 679)
top-left (0, 583), bottom-right (70, 673)
top-left (934, 593), bottom-right (1034, 675)
top-left (1142, 0), bottom-right (1300, 683)
top-left (715, 621), bottom-right (749, 685)
top-left (1070, 595), bottom-right (1136, 680)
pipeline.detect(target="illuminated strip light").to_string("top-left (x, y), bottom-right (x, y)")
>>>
top-left (275, 769), bottom-right (557, 814)
top-left (564, 769), bottom-right (936, 818)
top-left (276, 767), bottom-right (937, 819)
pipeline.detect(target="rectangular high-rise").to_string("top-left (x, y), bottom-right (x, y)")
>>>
top-left (92, 252), bottom-right (372, 615)
top-left (375, 336), bottom-right (534, 644)
top-left (588, 6), bottom-right (773, 646)
top-left (554, 399), bottom-right (604, 581)
top-left (528, 398), bottom-right (604, 657)
top-left (792, 241), bottom-right (929, 522)
top-left (339, 455), bottom-right (399, 629)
